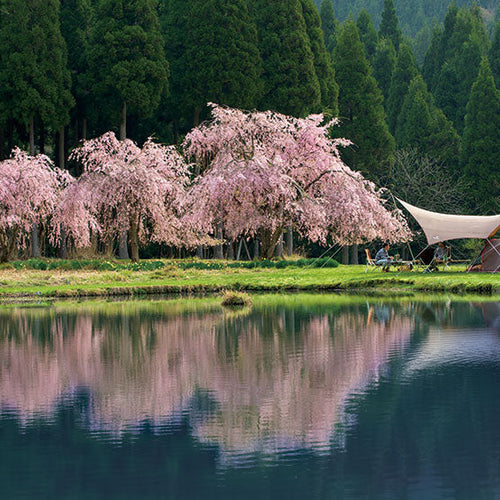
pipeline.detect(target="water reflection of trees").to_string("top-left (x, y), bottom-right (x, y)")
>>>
top-left (0, 300), bottom-right (414, 454)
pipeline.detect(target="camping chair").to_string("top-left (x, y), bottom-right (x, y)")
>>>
top-left (423, 245), bottom-right (451, 273)
top-left (365, 249), bottom-right (382, 273)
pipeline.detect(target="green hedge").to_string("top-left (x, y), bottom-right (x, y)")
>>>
top-left (8, 257), bottom-right (339, 271)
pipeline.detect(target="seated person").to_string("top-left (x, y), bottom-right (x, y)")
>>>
top-left (424, 241), bottom-right (448, 272)
top-left (375, 243), bottom-right (393, 272)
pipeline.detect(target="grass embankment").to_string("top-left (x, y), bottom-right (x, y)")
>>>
top-left (0, 258), bottom-right (498, 300)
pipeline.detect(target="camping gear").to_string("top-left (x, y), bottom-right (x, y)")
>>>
top-left (397, 199), bottom-right (500, 273)
top-left (480, 239), bottom-right (500, 272)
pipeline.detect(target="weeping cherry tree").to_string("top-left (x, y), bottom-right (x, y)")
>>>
top-left (183, 104), bottom-right (411, 259)
top-left (0, 148), bottom-right (73, 262)
top-left (54, 132), bottom-right (195, 262)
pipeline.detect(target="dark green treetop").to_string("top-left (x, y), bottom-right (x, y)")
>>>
top-left (319, 0), bottom-right (338, 54)
top-left (372, 37), bottom-right (396, 102)
top-left (386, 42), bottom-right (418, 134)
top-left (300, 0), bottom-right (338, 115)
top-left (254, 0), bottom-right (320, 117)
top-left (396, 75), bottom-right (460, 167)
top-left (461, 57), bottom-right (500, 213)
top-left (0, 0), bottom-right (74, 135)
top-left (357, 9), bottom-right (378, 61)
top-left (488, 18), bottom-right (500, 88)
top-left (332, 19), bottom-right (394, 182)
top-left (379, 0), bottom-right (402, 51)
top-left (88, 0), bottom-right (169, 136)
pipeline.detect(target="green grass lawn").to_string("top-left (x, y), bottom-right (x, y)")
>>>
top-left (0, 258), bottom-right (498, 300)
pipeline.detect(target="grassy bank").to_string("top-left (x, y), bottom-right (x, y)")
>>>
top-left (0, 258), bottom-right (498, 300)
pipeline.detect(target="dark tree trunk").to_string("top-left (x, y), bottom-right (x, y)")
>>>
top-left (350, 244), bottom-right (359, 264)
top-left (129, 216), bottom-right (139, 263)
top-left (259, 228), bottom-right (282, 260)
top-left (120, 102), bottom-right (127, 141)
top-left (342, 245), bottom-right (349, 264)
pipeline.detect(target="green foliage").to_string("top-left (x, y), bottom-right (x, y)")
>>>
top-left (372, 38), bottom-right (397, 101)
top-left (461, 57), bottom-right (500, 213)
top-left (396, 75), bottom-right (460, 166)
top-left (333, 19), bottom-right (394, 181)
top-left (165, 0), bottom-right (262, 127)
top-left (88, 0), bottom-right (168, 128)
top-left (379, 0), bottom-right (402, 50)
top-left (357, 9), bottom-right (379, 61)
top-left (10, 257), bottom-right (340, 272)
top-left (300, 0), bottom-right (339, 114)
top-left (0, 0), bottom-right (74, 129)
top-left (253, 0), bottom-right (320, 117)
top-left (319, 0), bottom-right (339, 53)
top-left (386, 42), bottom-right (419, 133)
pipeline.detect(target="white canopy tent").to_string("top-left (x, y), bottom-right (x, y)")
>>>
top-left (397, 199), bottom-right (500, 245)
top-left (397, 199), bottom-right (500, 272)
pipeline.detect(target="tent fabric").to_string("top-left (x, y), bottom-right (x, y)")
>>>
top-left (481, 239), bottom-right (500, 272)
top-left (397, 199), bottom-right (500, 245)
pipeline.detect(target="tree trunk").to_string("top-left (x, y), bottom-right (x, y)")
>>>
top-left (118, 231), bottom-right (129, 260)
top-left (342, 245), bottom-right (349, 265)
top-left (29, 116), bottom-right (35, 155)
top-left (129, 216), bottom-right (139, 263)
top-left (29, 116), bottom-right (40, 258)
top-left (275, 232), bottom-right (284, 258)
top-left (58, 126), bottom-right (65, 169)
top-left (0, 126), bottom-right (4, 160)
top-left (350, 244), bottom-right (359, 265)
top-left (286, 226), bottom-right (293, 256)
top-left (259, 228), bottom-right (282, 260)
top-left (59, 227), bottom-right (67, 259)
top-left (253, 238), bottom-right (260, 260)
top-left (120, 102), bottom-right (127, 141)
top-left (82, 117), bottom-right (87, 141)
top-left (214, 224), bottom-right (224, 259)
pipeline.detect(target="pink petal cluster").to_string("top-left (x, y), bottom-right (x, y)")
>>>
top-left (0, 148), bottom-right (72, 247)
top-left (56, 132), bottom-right (193, 248)
top-left (184, 104), bottom-right (410, 246)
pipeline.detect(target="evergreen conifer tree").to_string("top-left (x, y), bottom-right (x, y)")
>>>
top-left (319, 0), bottom-right (338, 54)
top-left (379, 0), bottom-right (402, 51)
top-left (300, 0), bottom-right (338, 114)
top-left (489, 19), bottom-right (500, 89)
top-left (357, 9), bottom-right (378, 62)
top-left (396, 75), bottom-right (459, 167)
top-left (461, 58), bottom-right (500, 213)
top-left (254, 0), bottom-right (320, 117)
top-left (0, 0), bottom-right (74, 154)
top-left (88, 0), bottom-right (169, 139)
top-left (333, 19), bottom-right (394, 182)
top-left (60, 0), bottom-right (93, 143)
top-left (429, 5), bottom-right (489, 132)
top-left (372, 37), bottom-right (396, 102)
top-left (386, 42), bottom-right (418, 134)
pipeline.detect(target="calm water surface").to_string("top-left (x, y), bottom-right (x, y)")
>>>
top-left (1, 295), bottom-right (500, 499)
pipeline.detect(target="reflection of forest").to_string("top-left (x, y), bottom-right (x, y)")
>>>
top-left (0, 300), bottom-right (413, 453)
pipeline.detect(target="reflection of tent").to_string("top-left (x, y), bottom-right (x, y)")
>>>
top-left (397, 199), bottom-right (500, 272)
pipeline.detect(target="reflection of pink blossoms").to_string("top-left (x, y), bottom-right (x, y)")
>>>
top-left (0, 148), bottom-right (72, 256)
top-left (54, 132), bottom-right (194, 261)
top-left (184, 104), bottom-right (411, 258)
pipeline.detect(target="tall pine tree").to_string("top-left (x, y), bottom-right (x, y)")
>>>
top-left (386, 42), bottom-right (418, 134)
top-left (396, 75), bottom-right (459, 167)
top-left (0, 0), bottom-right (74, 155)
top-left (357, 9), bottom-right (378, 62)
top-left (461, 58), bottom-right (500, 213)
top-left (300, 0), bottom-right (338, 114)
top-left (333, 19), bottom-right (394, 182)
top-left (319, 0), bottom-right (338, 54)
top-left (88, 0), bottom-right (168, 139)
top-left (372, 37), bottom-right (396, 102)
top-left (253, 0), bottom-right (320, 117)
top-left (379, 0), bottom-right (402, 51)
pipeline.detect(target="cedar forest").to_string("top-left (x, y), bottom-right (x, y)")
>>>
top-left (0, 0), bottom-right (498, 262)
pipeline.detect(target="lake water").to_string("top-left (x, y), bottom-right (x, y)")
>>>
top-left (1, 294), bottom-right (500, 499)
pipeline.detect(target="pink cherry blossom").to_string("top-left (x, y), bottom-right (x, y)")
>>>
top-left (184, 104), bottom-right (411, 258)
top-left (0, 148), bottom-right (72, 261)
top-left (55, 132), bottom-right (195, 262)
